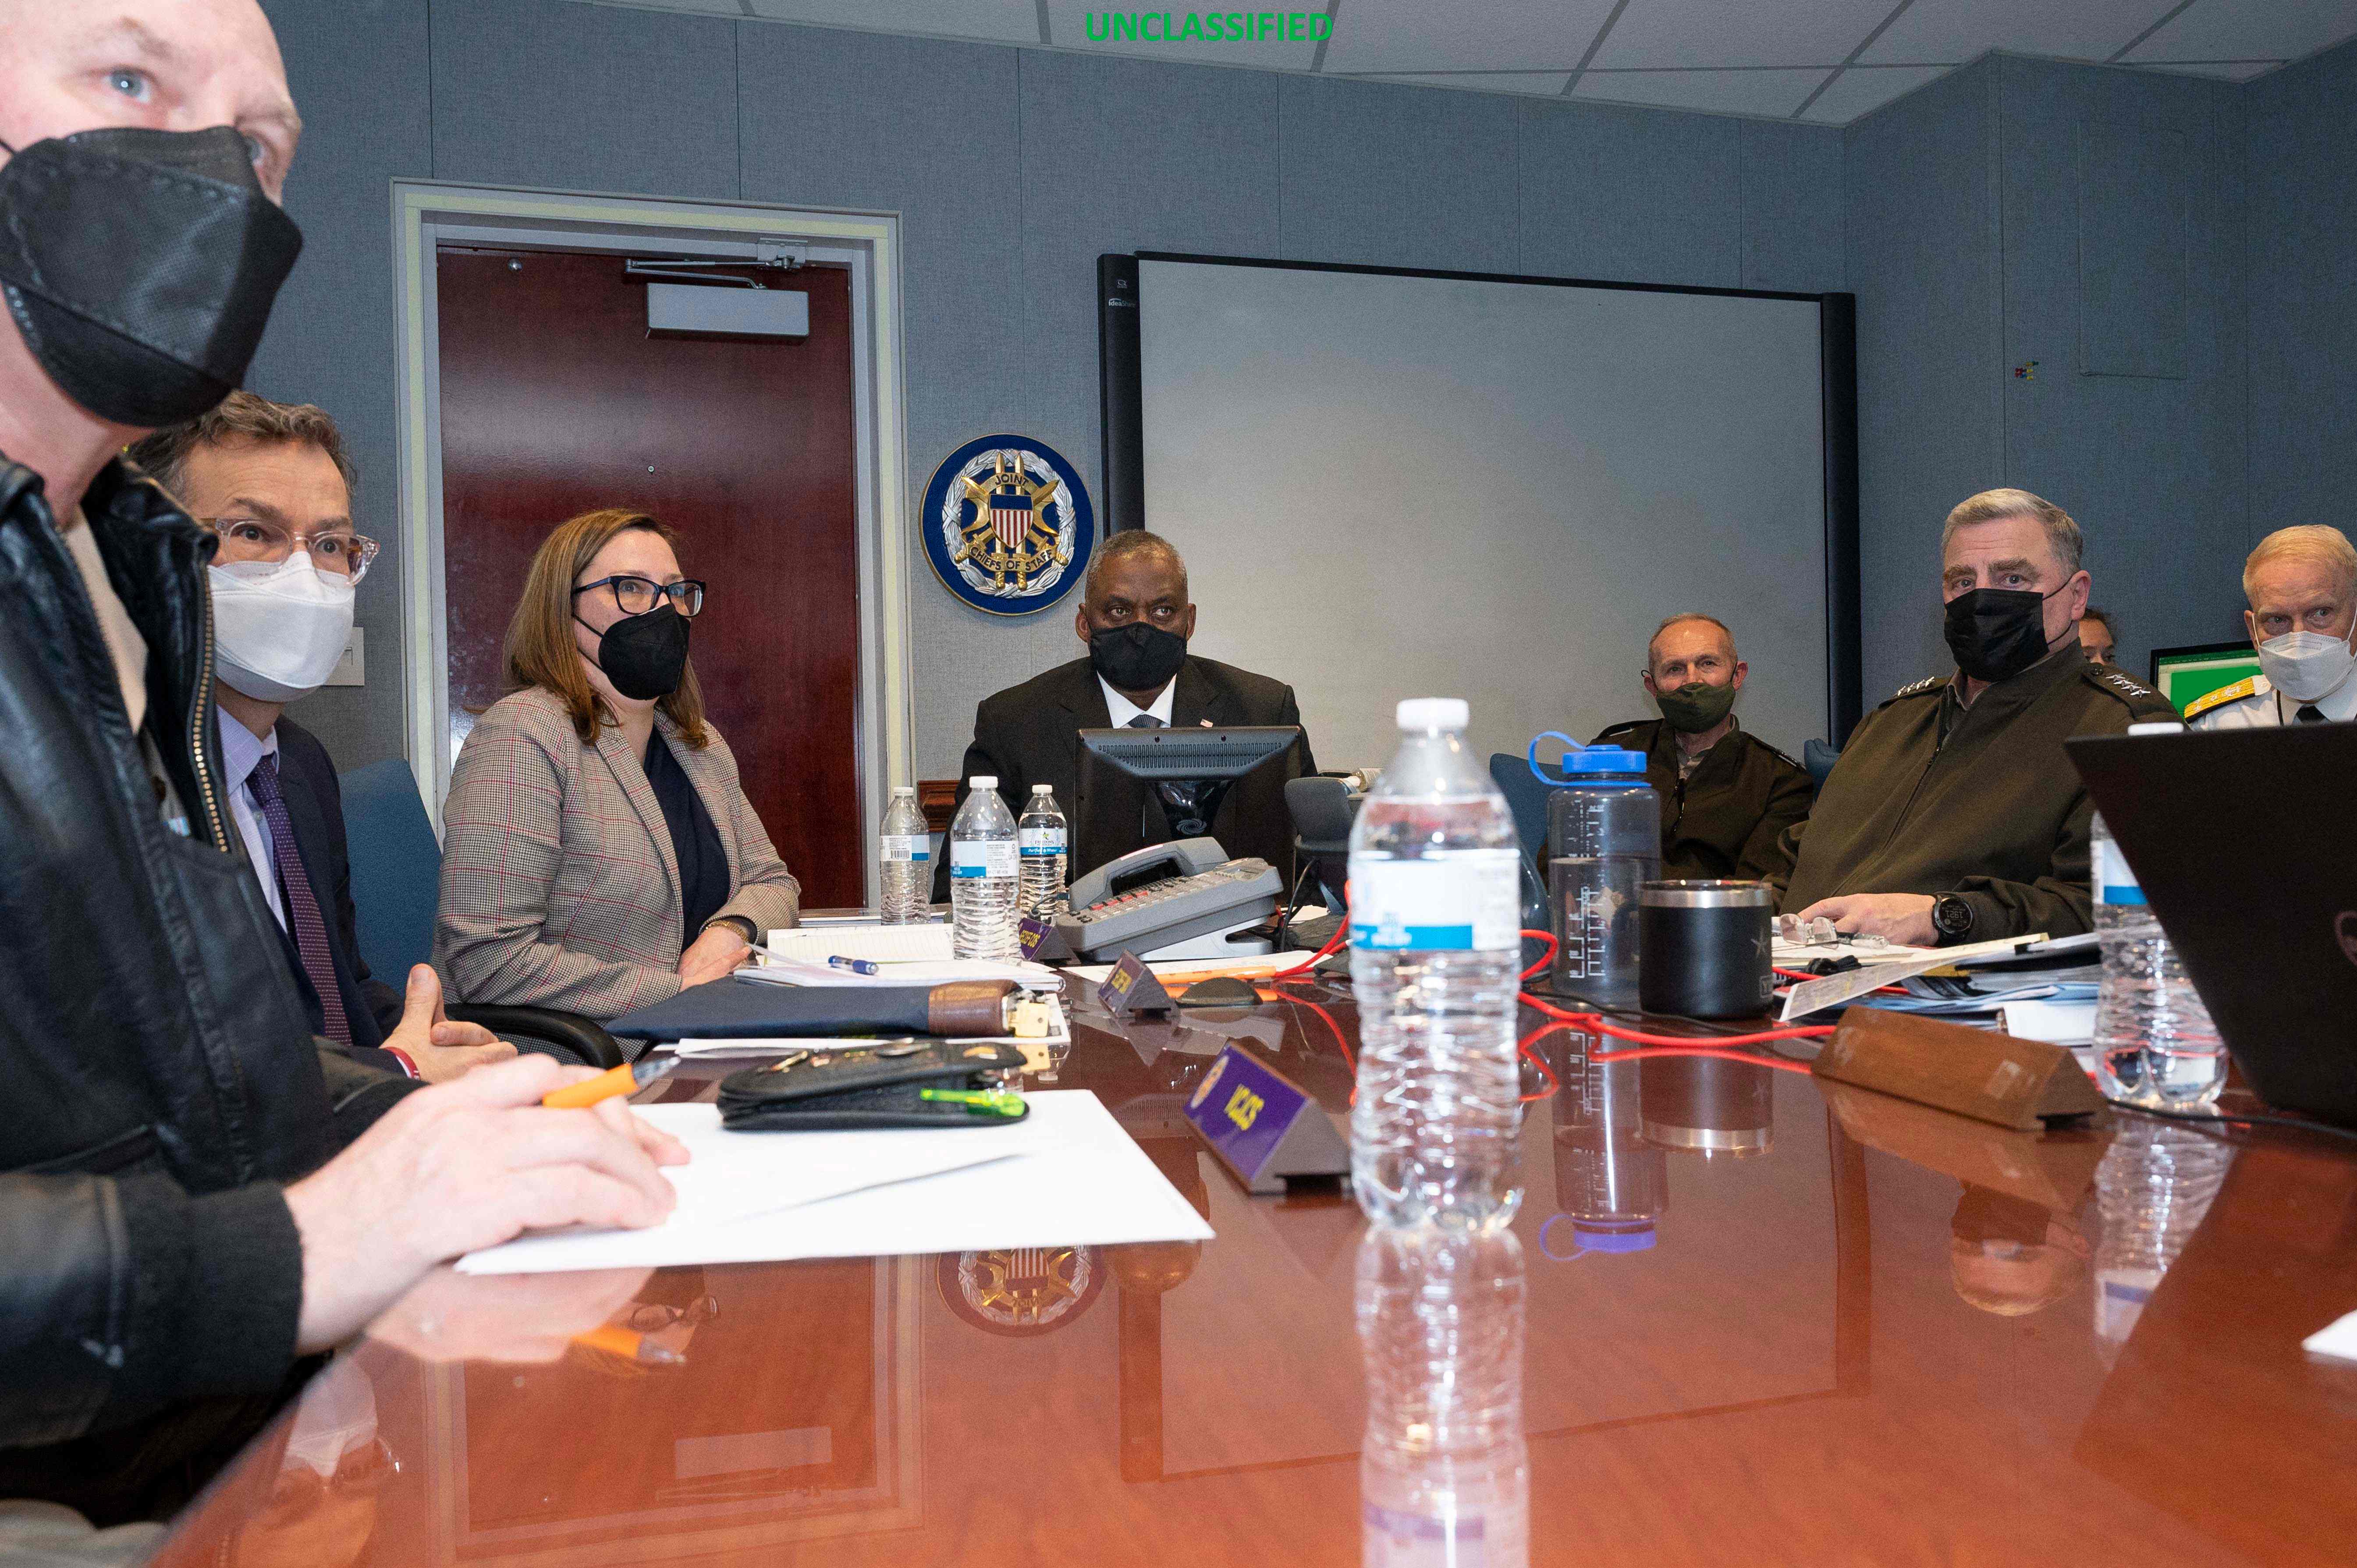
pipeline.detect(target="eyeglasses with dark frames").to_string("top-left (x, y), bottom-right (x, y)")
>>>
top-left (573, 575), bottom-right (707, 618)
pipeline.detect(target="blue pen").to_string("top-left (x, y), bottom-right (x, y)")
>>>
top-left (827, 954), bottom-right (880, 976)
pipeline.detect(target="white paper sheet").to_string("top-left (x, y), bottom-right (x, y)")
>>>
top-left (742, 954), bottom-right (1059, 987)
top-left (455, 1091), bottom-right (1212, 1275)
top-left (2301, 1309), bottom-right (2357, 1363)
top-left (1778, 933), bottom-right (2052, 1021)
top-left (1998, 997), bottom-right (2097, 1045)
top-left (764, 925), bottom-right (955, 963)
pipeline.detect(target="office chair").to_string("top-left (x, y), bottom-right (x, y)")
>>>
top-left (338, 758), bottom-right (625, 1069)
top-left (1802, 738), bottom-right (1842, 791)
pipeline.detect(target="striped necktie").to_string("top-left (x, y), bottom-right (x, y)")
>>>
top-left (247, 752), bottom-right (354, 1047)
top-left (2297, 704), bottom-right (2326, 724)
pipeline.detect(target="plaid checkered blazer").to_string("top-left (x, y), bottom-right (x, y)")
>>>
top-left (434, 686), bottom-right (801, 1018)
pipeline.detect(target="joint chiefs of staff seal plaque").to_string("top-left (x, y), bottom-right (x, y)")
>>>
top-left (919, 434), bottom-right (1095, 616)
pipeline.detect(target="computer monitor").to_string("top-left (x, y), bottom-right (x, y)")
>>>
top-left (1072, 725), bottom-right (1305, 879)
top-left (2149, 640), bottom-right (2261, 716)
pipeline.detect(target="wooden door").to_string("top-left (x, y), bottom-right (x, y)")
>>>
top-left (435, 245), bottom-right (863, 906)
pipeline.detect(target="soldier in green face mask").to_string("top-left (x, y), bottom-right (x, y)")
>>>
top-left (1583, 613), bottom-right (1815, 883)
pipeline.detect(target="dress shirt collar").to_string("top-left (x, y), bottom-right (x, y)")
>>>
top-left (1100, 675), bottom-right (1175, 728)
top-left (217, 702), bottom-right (280, 794)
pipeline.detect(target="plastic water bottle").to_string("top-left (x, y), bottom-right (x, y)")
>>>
top-left (1017, 784), bottom-right (1069, 915)
top-left (1349, 698), bottom-right (1524, 1233)
top-left (877, 785), bottom-right (931, 924)
top-left (948, 777), bottom-right (1019, 960)
top-left (2091, 731), bottom-right (2226, 1109)
top-left (2092, 1116), bottom-right (2235, 1355)
top-left (1358, 1226), bottom-right (1528, 1568)
top-left (1545, 748), bottom-right (1660, 1007)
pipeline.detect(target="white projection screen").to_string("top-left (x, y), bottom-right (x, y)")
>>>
top-left (1125, 255), bottom-right (1854, 772)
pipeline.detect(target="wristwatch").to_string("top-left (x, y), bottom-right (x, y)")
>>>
top-left (1930, 893), bottom-right (1974, 945)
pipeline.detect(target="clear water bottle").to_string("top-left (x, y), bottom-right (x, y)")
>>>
top-left (877, 785), bottom-right (931, 924)
top-left (1017, 784), bottom-right (1069, 915)
top-left (2093, 1116), bottom-right (2235, 1355)
top-left (948, 776), bottom-right (1020, 960)
top-left (1349, 698), bottom-right (1524, 1233)
top-left (2091, 730), bottom-right (2226, 1109)
top-left (1358, 1226), bottom-right (1528, 1568)
top-left (1545, 748), bottom-right (1660, 1007)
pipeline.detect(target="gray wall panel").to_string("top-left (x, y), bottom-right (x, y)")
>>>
top-left (2076, 123), bottom-right (2189, 379)
top-left (249, 0), bottom-right (436, 767)
top-left (431, 0), bottom-right (741, 199)
top-left (1844, 62), bottom-right (2003, 701)
top-left (1517, 99), bottom-right (1743, 287)
top-left (1995, 57), bottom-right (2247, 667)
top-left (2246, 37), bottom-right (2357, 546)
top-left (1274, 78), bottom-right (1520, 275)
top-left (1741, 119), bottom-right (1846, 294)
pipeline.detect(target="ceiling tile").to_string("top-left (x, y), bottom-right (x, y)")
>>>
top-left (1796, 64), bottom-right (1949, 122)
top-left (1860, 0), bottom-right (2179, 65)
top-left (2138, 58), bottom-right (2284, 79)
top-left (746, 0), bottom-right (1043, 41)
top-left (2123, 0), bottom-right (2357, 65)
top-left (1041, 0), bottom-right (1317, 66)
top-left (1571, 67), bottom-right (1834, 117)
top-left (1590, 0), bottom-right (1896, 69)
top-left (1319, 0), bottom-right (1620, 74)
top-left (1356, 71), bottom-right (1576, 94)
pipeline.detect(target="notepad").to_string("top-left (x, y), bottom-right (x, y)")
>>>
top-left (765, 925), bottom-right (954, 963)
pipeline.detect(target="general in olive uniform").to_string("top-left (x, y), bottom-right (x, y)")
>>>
top-left (1589, 717), bottom-right (1812, 881)
top-left (1770, 488), bottom-right (2178, 946)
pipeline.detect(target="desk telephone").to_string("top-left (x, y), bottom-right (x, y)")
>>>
top-left (1050, 837), bottom-right (1284, 961)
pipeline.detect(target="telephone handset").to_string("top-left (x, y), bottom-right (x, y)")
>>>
top-left (1051, 836), bottom-right (1285, 961)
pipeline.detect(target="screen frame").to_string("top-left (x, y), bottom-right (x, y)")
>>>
top-left (1098, 250), bottom-right (1864, 743)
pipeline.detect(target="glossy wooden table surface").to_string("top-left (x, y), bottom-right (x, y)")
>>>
top-left (154, 976), bottom-right (2357, 1568)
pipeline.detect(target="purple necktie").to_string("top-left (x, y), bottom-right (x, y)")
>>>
top-left (248, 752), bottom-right (353, 1047)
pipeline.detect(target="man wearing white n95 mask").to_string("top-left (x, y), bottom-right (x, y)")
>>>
top-left (2185, 526), bottom-right (2357, 729)
top-left (128, 394), bottom-right (511, 1082)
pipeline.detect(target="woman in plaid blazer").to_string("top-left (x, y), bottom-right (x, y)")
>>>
top-left (434, 508), bottom-right (800, 1018)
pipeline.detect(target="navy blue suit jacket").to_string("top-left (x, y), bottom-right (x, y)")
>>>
top-left (266, 717), bottom-right (406, 1071)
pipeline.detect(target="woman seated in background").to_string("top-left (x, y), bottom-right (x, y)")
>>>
top-left (435, 507), bottom-right (800, 1018)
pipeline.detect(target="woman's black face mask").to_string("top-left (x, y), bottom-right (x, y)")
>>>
top-left (580, 604), bottom-right (691, 700)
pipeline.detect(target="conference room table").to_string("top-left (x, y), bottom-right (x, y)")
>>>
top-left (152, 958), bottom-right (2357, 1568)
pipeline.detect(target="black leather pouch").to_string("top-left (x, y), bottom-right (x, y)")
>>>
top-left (717, 1040), bottom-right (1031, 1131)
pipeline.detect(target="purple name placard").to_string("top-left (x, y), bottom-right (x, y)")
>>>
top-left (1182, 1046), bottom-right (1348, 1195)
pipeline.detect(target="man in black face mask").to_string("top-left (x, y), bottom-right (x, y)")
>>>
top-left (938, 529), bottom-right (1316, 895)
top-left (0, 0), bottom-right (684, 1525)
top-left (1768, 489), bottom-right (2175, 945)
top-left (1584, 613), bottom-right (1813, 881)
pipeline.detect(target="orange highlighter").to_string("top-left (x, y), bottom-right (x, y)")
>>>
top-left (542, 1054), bottom-right (684, 1110)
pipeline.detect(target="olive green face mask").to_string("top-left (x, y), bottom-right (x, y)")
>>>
top-left (1655, 679), bottom-right (1738, 734)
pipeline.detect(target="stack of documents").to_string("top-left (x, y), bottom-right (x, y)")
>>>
top-left (664, 993), bottom-right (1071, 1062)
top-left (457, 1090), bottom-right (1212, 1274)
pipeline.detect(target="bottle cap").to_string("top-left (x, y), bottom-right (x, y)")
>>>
top-left (1032, 783), bottom-right (1052, 792)
top-left (1395, 697), bottom-right (1470, 731)
top-left (2127, 721), bottom-right (2185, 736)
top-left (969, 775), bottom-right (997, 789)
top-left (1559, 746), bottom-right (1648, 776)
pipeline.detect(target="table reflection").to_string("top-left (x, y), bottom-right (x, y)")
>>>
top-left (2091, 1117), bottom-right (2236, 1357)
top-left (1357, 1227), bottom-right (1528, 1568)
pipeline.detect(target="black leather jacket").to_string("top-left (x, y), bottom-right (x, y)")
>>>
top-left (0, 455), bottom-right (414, 1492)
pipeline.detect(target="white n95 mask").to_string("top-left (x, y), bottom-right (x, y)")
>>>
top-left (209, 556), bottom-right (357, 702)
top-left (2256, 628), bottom-right (2357, 705)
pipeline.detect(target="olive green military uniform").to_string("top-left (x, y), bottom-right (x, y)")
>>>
top-left (1584, 718), bottom-right (1815, 882)
top-left (1767, 646), bottom-right (2176, 941)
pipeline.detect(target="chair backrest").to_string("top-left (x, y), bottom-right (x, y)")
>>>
top-left (1487, 752), bottom-right (1559, 869)
top-left (1802, 738), bottom-right (1842, 791)
top-left (337, 758), bottom-right (442, 984)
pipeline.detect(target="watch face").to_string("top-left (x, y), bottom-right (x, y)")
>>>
top-left (1937, 898), bottom-right (1970, 935)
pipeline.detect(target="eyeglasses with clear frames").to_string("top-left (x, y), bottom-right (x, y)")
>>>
top-left (206, 516), bottom-right (379, 583)
top-left (573, 575), bottom-right (708, 618)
